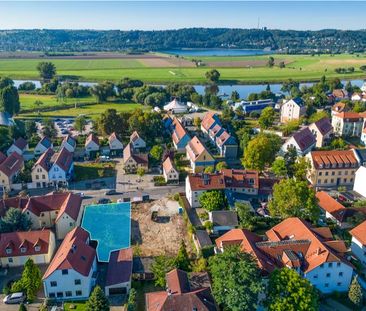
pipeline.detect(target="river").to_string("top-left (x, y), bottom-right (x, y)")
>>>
top-left (160, 48), bottom-right (272, 57)
top-left (13, 79), bottom-right (366, 100)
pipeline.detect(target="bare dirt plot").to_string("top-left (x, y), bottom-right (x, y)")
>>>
top-left (205, 59), bottom-right (290, 67)
top-left (139, 57), bottom-right (195, 67)
top-left (131, 198), bottom-right (193, 257)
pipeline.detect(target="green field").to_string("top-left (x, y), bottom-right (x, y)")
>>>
top-left (2, 53), bottom-right (366, 83)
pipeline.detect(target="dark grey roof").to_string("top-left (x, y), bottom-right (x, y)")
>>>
top-left (292, 97), bottom-right (304, 106)
top-left (355, 148), bottom-right (366, 165)
top-left (0, 112), bottom-right (15, 127)
top-left (132, 256), bottom-right (154, 273)
top-left (210, 210), bottom-right (238, 227)
top-left (195, 230), bottom-right (213, 248)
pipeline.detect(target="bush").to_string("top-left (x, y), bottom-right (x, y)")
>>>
top-left (201, 245), bottom-right (215, 258)
top-left (153, 176), bottom-right (167, 186)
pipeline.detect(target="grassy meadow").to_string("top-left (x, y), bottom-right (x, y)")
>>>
top-left (1, 53), bottom-right (366, 83)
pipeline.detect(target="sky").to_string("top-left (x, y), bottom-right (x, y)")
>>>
top-left (0, 1), bottom-right (364, 31)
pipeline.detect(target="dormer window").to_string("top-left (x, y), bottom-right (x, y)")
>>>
top-left (5, 248), bottom-right (12, 254)
top-left (35, 246), bottom-right (41, 252)
top-left (20, 247), bottom-right (27, 253)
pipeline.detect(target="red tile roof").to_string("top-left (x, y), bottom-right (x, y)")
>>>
top-left (123, 143), bottom-right (148, 165)
top-left (172, 117), bottom-right (189, 145)
top-left (350, 221), bottom-right (366, 246)
top-left (34, 148), bottom-right (54, 172)
top-left (310, 150), bottom-right (359, 169)
top-left (0, 151), bottom-right (6, 164)
top-left (108, 132), bottom-right (118, 142)
top-left (13, 137), bottom-right (28, 150)
top-left (130, 131), bottom-right (141, 143)
top-left (43, 227), bottom-right (96, 279)
top-left (85, 133), bottom-right (99, 146)
top-left (52, 147), bottom-right (73, 172)
top-left (106, 248), bottom-right (133, 286)
top-left (0, 152), bottom-right (24, 177)
top-left (0, 229), bottom-right (52, 257)
top-left (187, 173), bottom-right (226, 191)
top-left (186, 136), bottom-right (210, 161)
top-left (216, 130), bottom-right (232, 147)
top-left (334, 111), bottom-right (364, 121)
top-left (332, 102), bottom-right (346, 113)
top-left (201, 112), bottom-right (218, 132)
top-left (316, 191), bottom-right (348, 222)
top-left (162, 157), bottom-right (177, 174)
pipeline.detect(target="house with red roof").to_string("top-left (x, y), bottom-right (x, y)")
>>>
top-left (309, 117), bottom-right (333, 148)
top-left (350, 221), bottom-right (366, 266)
top-left (0, 192), bottom-right (83, 239)
top-left (162, 157), bottom-right (179, 183)
top-left (6, 137), bottom-right (28, 157)
top-left (105, 248), bottom-right (133, 296)
top-left (215, 217), bottom-right (353, 293)
top-left (332, 111), bottom-right (366, 137)
top-left (200, 112), bottom-right (221, 134)
top-left (171, 117), bottom-right (191, 152)
top-left (0, 229), bottom-right (55, 267)
top-left (0, 152), bottom-right (24, 191)
top-left (108, 132), bottom-right (123, 157)
top-left (42, 227), bottom-right (97, 300)
top-left (47, 147), bottom-right (74, 188)
top-left (85, 134), bottom-right (100, 159)
top-left (281, 127), bottom-right (316, 156)
top-left (130, 131), bottom-right (146, 150)
top-left (215, 129), bottom-right (238, 159)
top-left (123, 143), bottom-right (149, 173)
top-left (145, 269), bottom-right (218, 311)
top-left (186, 136), bottom-right (215, 173)
top-left (31, 148), bottom-right (54, 188)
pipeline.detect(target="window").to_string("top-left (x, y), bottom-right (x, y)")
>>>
top-left (49, 293), bottom-right (55, 298)
top-left (5, 248), bottom-right (12, 254)
top-left (76, 290), bottom-right (82, 296)
top-left (326, 273), bottom-right (331, 278)
top-left (70, 222), bottom-right (73, 227)
top-left (313, 275), bottom-right (318, 279)
top-left (320, 264), bottom-right (324, 268)
top-left (35, 246), bottom-right (41, 252)
top-left (20, 247), bottom-right (27, 253)
top-left (337, 282), bottom-right (342, 286)
top-left (8, 258), bottom-right (13, 263)
top-left (339, 272), bottom-right (343, 277)
top-left (65, 291), bottom-right (72, 297)
top-left (50, 281), bottom-right (57, 287)
top-left (74, 279), bottom-right (81, 285)
top-left (336, 262), bottom-right (341, 267)
top-left (331, 171), bottom-right (335, 176)
top-left (319, 172), bottom-right (322, 176)
top-left (62, 269), bottom-right (68, 275)
top-left (325, 283), bottom-right (329, 288)
top-left (328, 263), bottom-right (333, 268)
top-left (56, 292), bottom-right (63, 298)
top-left (325, 172), bottom-right (329, 176)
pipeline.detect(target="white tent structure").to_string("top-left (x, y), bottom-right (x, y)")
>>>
top-left (163, 98), bottom-right (188, 114)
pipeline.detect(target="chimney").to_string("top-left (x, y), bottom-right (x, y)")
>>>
top-left (316, 247), bottom-right (321, 255)
top-left (167, 288), bottom-right (172, 297)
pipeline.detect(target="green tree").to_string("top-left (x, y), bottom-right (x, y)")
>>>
top-left (127, 288), bottom-right (137, 311)
top-left (91, 81), bottom-right (115, 103)
top-left (269, 179), bottom-right (319, 222)
top-left (34, 100), bottom-right (44, 110)
top-left (151, 255), bottom-right (176, 287)
top-left (0, 85), bottom-right (20, 116)
top-left (271, 157), bottom-right (287, 177)
top-left (292, 157), bottom-right (311, 181)
top-left (11, 259), bottom-right (42, 302)
top-left (150, 145), bottom-right (163, 162)
top-left (258, 106), bottom-right (275, 130)
top-left (242, 134), bottom-right (281, 171)
top-left (96, 109), bottom-right (129, 137)
top-left (36, 62), bottom-right (56, 80)
top-left (267, 56), bottom-right (275, 67)
top-left (193, 116), bottom-right (201, 128)
top-left (199, 190), bottom-right (226, 211)
top-left (209, 246), bottom-right (263, 311)
top-left (215, 161), bottom-right (228, 171)
top-left (136, 167), bottom-right (145, 178)
top-left (18, 303), bottom-right (27, 311)
top-left (235, 202), bottom-right (255, 230)
top-left (42, 118), bottom-right (57, 139)
top-left (204, 166), bottom-right (214, 173)
top-left (205, 69), bottom-right (220, 83)
top-left (86, 286), bottom-right (109, 311)
top-left (348, 276), bottom-right (363, 306)
top-left (231, 90), bottom-right (240, 101)
top-left (265, 268), bottom-right (319, 311)
top-left (24, 120), bottom-right (38, 139)
top-left (74, 115), bottom-right (87, 134)
top-left (175, 240), bottom-right (190, 271)
top-left (0, 208), bottom-right (32, 233)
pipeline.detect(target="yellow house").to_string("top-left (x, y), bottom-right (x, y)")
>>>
top-left (186, 136), bottom-right (215, 173)
top-left (31, 148), bottom-right (54, 188)
top-left (0, 229), bottom-right (55, 267)
top-left (306, 150), bottom-right (359, 189)
top-left (123, 143), bottom-right (148, 173)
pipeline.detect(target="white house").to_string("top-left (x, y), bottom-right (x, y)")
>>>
top-left (361, 128), bottom-right (366, 146)
top-left (331, 112), bottom-right (366, 137)
top-left (105, 248), bottom-right (133, 296)
top-left (47, 147), bottom-right (74, 188)
top-left (280, 98), bottom-right (306, 123)
top-left (350, 221), bottom-right (366, 266)
top-left (7, 137), bottom-right (28, 156)
top-left (85, 134), bottom-right (99, 158)
top-left (353, 166), bottom-right (366, 197)
top-left (61, 135), bottom-right (76, 153)
top-left (0, 230), bottom-right (56, 268)
top-left (42, 227), bottom-right (97, 300)
top-left (34, 137), bottom-right (53, 156)
top-left (162, 157), bottom-right (179, 183)
top-left (130, 131), bottom-right (146, 150)
top-left (108, 132), bottom-right (123, 157)
top-left (280, 127), bottom-right (316, 156)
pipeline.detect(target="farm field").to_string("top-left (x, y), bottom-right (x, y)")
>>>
top-left (1, 53), bottom-right (366, 83)
top-left (18, 102), bottom-right (145, 118)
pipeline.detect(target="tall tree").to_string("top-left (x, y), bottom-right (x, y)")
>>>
top-left (265, 268), bottom-right (319, 311)
top-left (269, 179), bottom-right (319, 222)
top-left (24, 120), bottom-right (38, 139)
top-left (149, 145), bottom-right (163, 162)
top-left (91, 82), bottom-right (115, 103)
top-left (235, 202), bottom-right (255, 230)
top-left (0, 85), bottom-right (20, 116)
top-left (86, 286), bottom-right (109, 311)
top-left (42, 118), bottom-right (57, 139)
top-left (205, 69), bottom-right (220, 83)
top-left (151, 255), bottom-right (176, 287)
top-left (36, 62), bottom-right (56, 81)
top-left (175, 240), bottom-right (190, 271)
top-left (267, 56), bottom-right (275, 67)
top-left (271, 157), bottom-right (288, 177)
top-left (209, 246), bottom-right (263, 311)
top-left (127, 288), bottom-right (137, 311)
top-left (0, 208), bottom-right (32, 233)
top-left (74, 115), bottom-right (87, 134)
top-left (199, 190), bottom-right (226, 211)
top-left (258, 106), bottom-right (275, 130)
top-left (231, 90), bottom-right (240, 101)
top-left (0, 77), bottom-right (14, 89)
top-left (96, 109), bottom-right (127, 136)
top-left (348, 276), bottom-right (363, 306)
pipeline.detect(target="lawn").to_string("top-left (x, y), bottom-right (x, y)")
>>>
top-left (2, 53), bottom-right (366, 83)
top-left (18, 102), bottom-right (145, 118)
top-left (74, 162), bottom-right (116, 181)
top-left (63, 301), bottom-right (87, 311)
top-left (132, 280), bottom-right (162, 311)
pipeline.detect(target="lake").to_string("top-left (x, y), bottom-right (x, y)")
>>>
top-left (160, 48), bottom-right (272, 57)
top-left (13, 79), bottom-right (366, 101)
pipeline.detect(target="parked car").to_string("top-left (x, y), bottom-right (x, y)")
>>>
top-left (97, 198), bottom-right (111, 204)
top-left (61, 129), bottom-right (69, 135)
top-left (105, 190), bottom-right (117, 195)
top-left (3, 292), bottom-right (25, 304)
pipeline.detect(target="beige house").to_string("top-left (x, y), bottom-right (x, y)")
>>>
top-left (306, 150), bottom-right (359, 189)
top-left (123, 143), bottom-right (148, 173)
top-left (7, 137), bottom-right (28, 156)
top-left (308, 117), bottom-right (333, 148)
top-left (31, 148), bottom-right (54, 188)
top-left (280, 98), bottom-right (306, 123)
top-left (0, 229), bottom-right (55, 267)
top-left (162, 157), bottom-right (179, 183)
top-left (0, 152), bottom-right (24, 191)
top-left (186, 136), bottom-right (215, 173)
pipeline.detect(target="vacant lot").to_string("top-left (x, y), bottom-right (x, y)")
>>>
top-left (131, 198), bottom-right (193, 257)
top-left (74, 162), bottom-right (116, 181)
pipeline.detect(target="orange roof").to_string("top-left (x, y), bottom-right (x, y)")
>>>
top-left (201, 112), bottom-right (218, 131)
top-left (186, 136), bottom-right (209, 161)
top-left (187, 173), bottom-right (226, 191)
top-left (162, 157), bottom-right (177, 173)
top-left (332, 102), bottom-right (346, 113)
top-left (172, 117), bottom-right (188, 145)
top-left (43, 227), bottom-right (96, 279)
top-left (310, 150), bottom-right (359, 169)
top-left (85, 133), bottom-right (99, 146)
top-left (316, 191), bottom-right (345, 214)
top-left (350, 221), bottom-right (366, 245)
top-left (334, 111), bottom-right (364, 121)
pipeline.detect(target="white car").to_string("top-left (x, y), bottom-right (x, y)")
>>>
top-left (3, 292), bottom-right (25, 304)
